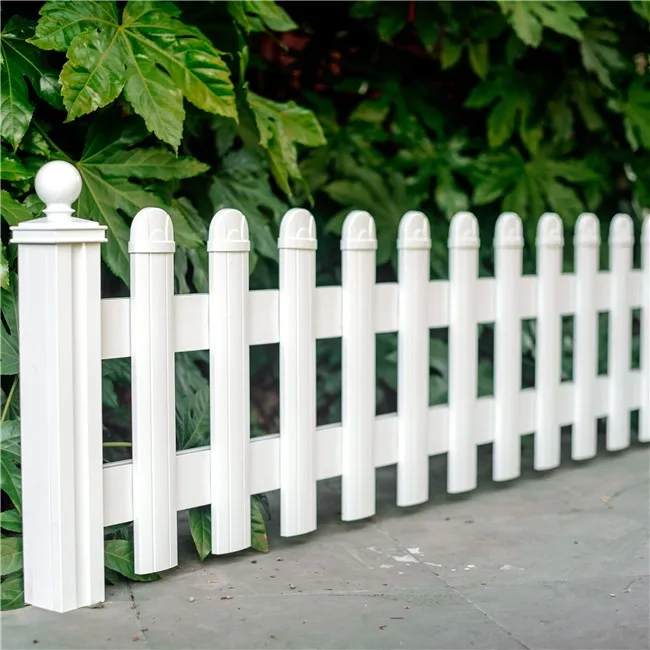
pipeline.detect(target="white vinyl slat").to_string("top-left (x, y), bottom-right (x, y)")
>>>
top-left (278, 209), bottom-right (318, 536)
top-left (129, 208), bottom-right (178, 574)
top-left (447, 212), bottom-right (480, 493)
top-left (607, 214), bottom-right (634, 451)
top-left (534, 213), bottom-right (564, 471)
top-left (102, 372), bottom-right (645, 527)
top-left (572, 214), bottom-right (600, 460)
top-left (396, 212), bottom-right (431, 506)
top-left (493, 213), bottom-right (523, 481)
top-left (208, 210), bottom-right (251, 554)
top-left (341, 211), bottom-right (377, 520)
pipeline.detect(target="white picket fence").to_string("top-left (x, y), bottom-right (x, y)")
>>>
top-left (10, 160), bottom-right (650, 613)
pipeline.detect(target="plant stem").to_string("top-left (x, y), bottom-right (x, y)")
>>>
top-left (1, 378), bottom-right (17, 424)
top-left (102, 442), bottom-right (133, 448)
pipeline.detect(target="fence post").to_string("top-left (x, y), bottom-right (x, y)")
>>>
top-left (607, 213), bottom-right (633, 451)
top-left (208, 209), bottom-right (251, 553)
top-left (535, 213), bottom-right (563, 471)
top-left (341, 210), bottom-right (377, 521)
top-left (129, 208), bottom-right (177, 573)
top-left (278, 208), bottom-right (317, 537)
top-left (396, 211), bottom-right (431, 507)
top-left (641, 215), bottom-right (650, 444)
top-left (10, 161), bottom-right (106, 612)
top-left (447, 212), bottom-right (480, 494)
top-left (572, 213), bottom-right (600, 460)
top-left (493, 212), bottom-right (523, 482)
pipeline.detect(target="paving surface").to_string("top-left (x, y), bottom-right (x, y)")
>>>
top-left (2, 440), bottom-right (649, 649)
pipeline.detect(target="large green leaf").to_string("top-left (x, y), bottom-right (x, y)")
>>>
top-left (0, 420), bottom-right (21, 513)
top-left (0, 191), bottom-right (32, 226)
top-left (188, 506), bottom-right (211, 561)
top-left (0, 509), bottom-right (22, 534)
top-left (229, 1), bottom-right (298, 33)
top-left (246, 92), bottom-right (326, 196)
top-left (0, 574), bottom-right (24, 610)
top-left (1, 282), bottom-right (19, 376)
top-left (210, 148), bottom-right (285, 262)
top-left (0, 17), bottom-right (62, 150)
top-left (497, 0), bottom-right (587, 47)
top-left (250, 495), bottom-right (269, 553)
top-left (579, 19), bottom-right (626, 89)
top-left (176, 385), bottom-right (210, 451)
top-left (610, 77), bottom-right (650, 151)
top-left (104, 540), bottom-right (160, 582)
top-left (30, 1), bottom-right (236, 149)
top-left (0, 538), bottom-right (22, 577)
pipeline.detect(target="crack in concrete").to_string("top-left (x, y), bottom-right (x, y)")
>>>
top-left (128, 583), bottom-right (149, 645)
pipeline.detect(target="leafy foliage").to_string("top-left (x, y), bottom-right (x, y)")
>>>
top-left (1, 0), bottom-right (648, 611)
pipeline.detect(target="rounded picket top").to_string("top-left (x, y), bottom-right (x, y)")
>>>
top-left (574, 213), bottom-right (600, 247)
top-left (278, 208), bottom-right (317, 250)
top-left (341, 210), bottom-right (377, 251)
top-left (494, 212), bottom-right (523, 249)
top-left (398, 211), bottom-right (431, 250)
top-left (448, 211), bottom-right (479, 249)
top-left (35, 160), bottom-right (82, 220)
top-left (208, 208), bottom-right (250, 253)
top-left (609, 213), bottom-right (634, 247)
top-left (536, 212), bottom-right (564, 248)
top-left (129, 207), bottom-right (175, 254)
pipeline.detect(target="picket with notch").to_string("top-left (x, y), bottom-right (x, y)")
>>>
top-left (208, 209), bottom-right (251, 554)
top-left (11, 159), bottom-right (650, 614)
top-left (129, 207), bottom-right (178, 575)
top-left (278, 208), bottom-right (318, 537)
top-left (341, 211), bottom-right (377, 521)
top-left (572, 213), bottom-right (600, 461)
top-left (396, 211), bottom-right (431, 506)
top-left (534, 213), bottom-right (564, 471)
top-left (493, 212), bottom-right (524, 481)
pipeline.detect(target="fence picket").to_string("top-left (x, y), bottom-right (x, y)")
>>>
top-left (208, 209), bottom-right (251, 553)
top-left (448, 212), bottom-right (480, 493)
top-left (607, 214), bottom-right (634, 451)
top-left (573, 213), bottom-right (600, 460)
top-left (129, 208), bottom-right (177, 573)
top-left (279, 209), bottom-right (317, 536)
top-left (535, 213), bottom-right (563, 471)
top-left (341, 211), bottom-right (377, 520)
top-left (396, 212), bottom-right (431, 506)
top-left (493, 212), bottom-right (523, 481)
top-left (641, 216), bottom-right (650, 444)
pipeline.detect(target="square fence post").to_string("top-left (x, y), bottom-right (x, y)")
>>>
top-left (10, 161), bottom-right (107, 612)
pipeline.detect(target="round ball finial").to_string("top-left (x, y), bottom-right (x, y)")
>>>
top-left (35, 160), bottom-right (82, 220)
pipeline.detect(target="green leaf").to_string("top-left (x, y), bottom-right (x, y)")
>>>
top-left (104, 540), bottom-right (160, 582)
top-left (579, 19), bottom-right (625, 89)
top-left (441, 36), bottom-right (463, 70)
top-left (246, 91), bottom-right (326, 196)
top-left (188, 506), bottom-right (211, 561)
top-left (250, 495), bottom-right (269, 553)
top-left (0, 191), bottom-right (33, 226)
top-left (611, 77), bottom-right (650, 151)
top-left (31, 0), bottom-right (236, 149)
top-left (1, 282), bottom-right (19, 376)
top-left (210, 149), bottom-right (284, 263)
top-left (0, 574), bottom-right (24, 610)
top-left (0, 538), bottom-right (22, 576)
top-left (230, 1), bottom-right (298, 32)
top-left (468, 40), bottom-right (489, 79)
top-left (0, 510), bottom-right (22, 534)
top-left (0, 246), bottom-right (8, 291)
top-left (498, 1), bottom-right (586, 47)
top-left (0, 451), bottom-right (21, 514)
top-left (0, 151), bottom-right (31, 182)
top-left (93, 148), bottom-right (209, 181)
top-left (0, 17), bottom-right (62, 150)
top-left (176, 385), bottom-right (210, 450)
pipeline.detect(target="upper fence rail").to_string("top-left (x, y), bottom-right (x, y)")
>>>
top-left (9, 160), bottom-right (650, 614)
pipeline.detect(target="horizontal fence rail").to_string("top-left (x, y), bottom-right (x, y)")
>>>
top-left (11, 160), bottom-right (650, 613)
